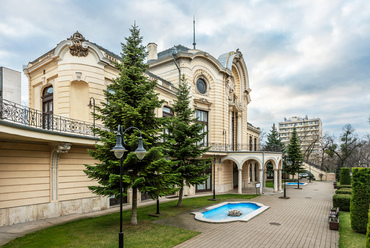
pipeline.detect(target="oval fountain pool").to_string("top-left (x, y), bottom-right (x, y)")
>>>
top-left (286, 182), bottom-right (307, 186)
top-left (192, 202), bottom-right (269, 223)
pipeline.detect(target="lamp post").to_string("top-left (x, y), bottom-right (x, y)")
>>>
top-left (208, 155), bottom-right (221, 201)
top-left (296, 159), bottom-right (303, 190)
top-left (279, 155), bottom-right (290, 199)
top-left (88, 97), bottom-right (95, 136)
top-left (111, 125), bottom-right (147, 248)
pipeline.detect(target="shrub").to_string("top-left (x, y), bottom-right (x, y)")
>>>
top-left (350, 168), bottom-right (370, 234)
top-left (367, 206), bottom-right (370, 248)
top-left (335, 188), bottom-right (352, 195)
top-left (340, 167), bottom-right (351, 185)
top-left (333, 194), bottom-right (351, 212)
top-left (337, 185), bottom-right (352, 190)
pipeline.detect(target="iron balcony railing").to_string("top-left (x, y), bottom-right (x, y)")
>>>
top-left (0, 98), bottom-right (102, 137)
top-left (208, 143), bottom-right (283, 152)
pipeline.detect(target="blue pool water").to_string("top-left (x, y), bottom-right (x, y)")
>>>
top-left (286, 182), bottom-right (305, 186)
top-left (202, 203), bottom-right (260, 220)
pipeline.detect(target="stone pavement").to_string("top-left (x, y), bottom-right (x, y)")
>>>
top-left (159, 180), bottom-right (338, 248)
top-left (0, 180), bottom-right (338, 247)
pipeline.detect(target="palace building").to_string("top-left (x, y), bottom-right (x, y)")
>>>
top-left (0, 32), bottom-right (282, 226)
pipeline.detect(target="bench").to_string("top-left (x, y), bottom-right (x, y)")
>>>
top-left (329, 207), bottom-right (339, 218)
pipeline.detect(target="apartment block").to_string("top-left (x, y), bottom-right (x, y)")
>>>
top-left (278, 116), bottom-right (322, 163)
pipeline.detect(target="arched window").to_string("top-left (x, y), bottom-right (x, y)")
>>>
top-left (42, 86), bottom-right (53, 129)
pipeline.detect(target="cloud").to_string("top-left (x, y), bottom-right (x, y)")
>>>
top-left (0, 0), bottom-right (369, 139)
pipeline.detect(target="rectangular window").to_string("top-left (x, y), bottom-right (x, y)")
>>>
top-left (195, 109), bottom-right (208, 146)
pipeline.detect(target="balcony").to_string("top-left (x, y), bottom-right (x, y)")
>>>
top-left (0, 98), bottom-right (102, 137)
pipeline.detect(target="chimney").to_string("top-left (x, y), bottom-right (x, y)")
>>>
top-left (147, 43), bottom-right (158, 61)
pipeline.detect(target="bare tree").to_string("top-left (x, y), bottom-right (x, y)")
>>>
top-left (317, 132), bottom-right (336, 171)
top-left (301, 132), bottom-right (320, 163)
top-left (327, 124), bottom-right (362, 168)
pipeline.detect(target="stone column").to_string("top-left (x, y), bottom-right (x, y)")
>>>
top-left (238, 169), bottom-right (242, 194)
top-left (273, 169), bottom-right (278, 193)
top-left (237, 112), bottom-right (242, 150)
top-left (278, 169), bottom-right (282, 191)
top-left (259, 169), bottom-right (263, 194)
top-left (229, 109), bottom-right (233, 148)
top-left (247, 163), bottom-right (251, 183)
top-left (251, 163), bottom-right (255, 182)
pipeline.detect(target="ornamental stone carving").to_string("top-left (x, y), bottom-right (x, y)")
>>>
top-left (68, 31), bottom-right (89, 57)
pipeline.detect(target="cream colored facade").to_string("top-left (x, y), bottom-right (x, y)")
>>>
top-left (0, 32), bottom-right (282, 227)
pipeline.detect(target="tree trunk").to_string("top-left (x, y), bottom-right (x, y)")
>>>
top-left (177, 186), bottom-right (184, 207)
top-left (131, 187), bottom-right (138, 225)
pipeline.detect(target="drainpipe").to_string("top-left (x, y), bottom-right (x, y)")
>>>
top-left (262, 152), bottom-right (265, 194)
top-left (172, 46), bottom-right (181, 86)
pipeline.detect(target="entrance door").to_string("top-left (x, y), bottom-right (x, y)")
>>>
top-left (233, 163), bottom-right (238, 188)
top-left (42, 86), bottom-right (53, 130)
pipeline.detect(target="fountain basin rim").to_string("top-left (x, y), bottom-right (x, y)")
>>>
top-left (192, 201), bottom-right (269, 223)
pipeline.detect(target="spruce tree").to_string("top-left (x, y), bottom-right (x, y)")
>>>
top-left (84, 24), bottom-right (176, 225)
top-left (163, 75), bottom-right (211, 207)
top-left (264, 123), bottom-right (285, 152)
top-left (287, 127), bottom-right (304, 177)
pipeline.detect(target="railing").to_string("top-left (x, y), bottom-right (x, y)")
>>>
top-left (208, 143), bottom-right (282, 152)
top-left (0, 98), bottom-right (102, 137)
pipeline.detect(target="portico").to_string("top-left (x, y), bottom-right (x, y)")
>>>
top-left (214, 151), bottom-right (282, 194)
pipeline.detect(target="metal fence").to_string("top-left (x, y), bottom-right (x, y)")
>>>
top-left (0, 98), bottom-right (101, 137)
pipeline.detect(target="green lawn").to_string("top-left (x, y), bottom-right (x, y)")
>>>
top-left (2, 194), bottom-right (256, 248)
top-left (339, 211), bottom-right (367, 248)
top-left (265, 180), bottom-right (274, 188)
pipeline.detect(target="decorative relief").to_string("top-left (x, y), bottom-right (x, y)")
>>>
top-left (68, 31), bottom-right (89, 57)
top-left (194, 98), bottom-right (212, 110)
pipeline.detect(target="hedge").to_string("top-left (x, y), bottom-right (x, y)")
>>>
top-left (350, 167), bottom-right (370, 234)
top-left (333, 193), bottom-right (351, 212)
top-left (337, 185), bottom-right (352, 190)
top-left (340, 167), bottom-right (351, 185)
top-left (335, 188), bottom-right (352, 195)
top-left (367, 205), bottom-right (370, 248)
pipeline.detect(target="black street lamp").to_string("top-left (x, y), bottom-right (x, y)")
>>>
top-left (296, 159), bottom-right (303, 190)
top-left (111, 125), bottom-right (147, 248)
top-left (279, 155), bottom-right (290, 199)
top-left (208, 155), bottom-right (221, 201)
top-left (88, 97), bottom-right (95, 136)
top-left (308, 162), bottom-right (312, 183)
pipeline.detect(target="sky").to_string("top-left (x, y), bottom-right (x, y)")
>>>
top-left (1, 0), bottom-right (369, 139)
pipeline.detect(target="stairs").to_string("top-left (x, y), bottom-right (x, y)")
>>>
top-left (302, 162), bottom-right (329, 181)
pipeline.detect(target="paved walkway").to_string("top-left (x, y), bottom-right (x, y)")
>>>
top-left (0, 180), bottom-right (338, 247)
top-left (160, 180), bottom-right (338, 248)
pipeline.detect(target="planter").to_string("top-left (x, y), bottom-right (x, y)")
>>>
top-left (333, 181), bottom-right (337, 189)
top-left (329, 218), bottom-right (339, 230)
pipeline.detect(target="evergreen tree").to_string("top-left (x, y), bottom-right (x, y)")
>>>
top-left (163, 75), bottom-right (211, 207)
top-left (287, 127), bottom-right (304, 177)
top-left (264, 123), bottom-right (285, 152)
top-left (84, 24), bottom-right (176, 225)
